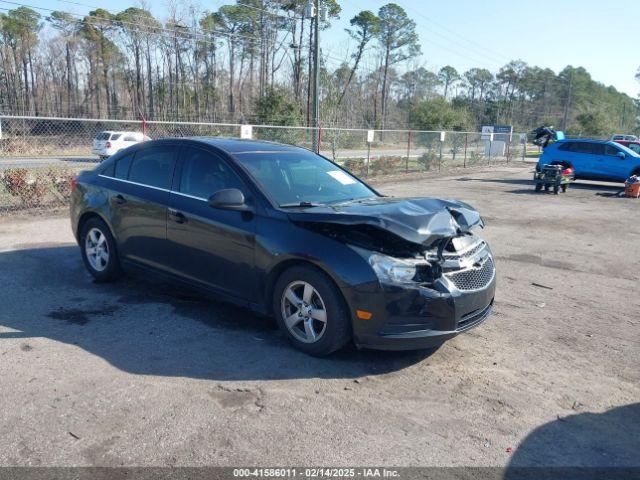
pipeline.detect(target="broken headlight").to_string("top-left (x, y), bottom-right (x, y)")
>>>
top-left (368, 254), bottom-right (417, 284)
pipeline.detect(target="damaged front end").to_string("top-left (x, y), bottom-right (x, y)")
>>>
top-left (288, 196), bottom-right (492, 292)
top-left (287, 197), bottom-right (496, 349)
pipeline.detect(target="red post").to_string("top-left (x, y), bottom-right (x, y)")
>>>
top-left (317, 125), bottom-right (323, 154)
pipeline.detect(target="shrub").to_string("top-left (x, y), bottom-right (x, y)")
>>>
top-left (417, 152), bottom-right (438, 171)
top-left (45, 168), bottom-right (76, 200)
top-left (370, 156), bottom-right (402, 175)
top-left (467, 151), bottom-right (483, 166)
top-left (343, 158), bottom-right (366, 176)
top-left (0, 168), bottom-right (48, 207)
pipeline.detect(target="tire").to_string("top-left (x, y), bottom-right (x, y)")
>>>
top-left (273, 265), bottom-right (351, 356)
top-left (79, 217), bottom-right (122, 282)
top-left (561, 184), bottom-right (567, 193)
top-left (535, 183), bottom-right (542, 192)
top-left (553, 185), bottom-right (559, 195)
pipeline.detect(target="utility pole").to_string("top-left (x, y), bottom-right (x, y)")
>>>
top-left (311, 0), bottom-right (320, 152)
top-left (562, 70), bottom-right (572, 132)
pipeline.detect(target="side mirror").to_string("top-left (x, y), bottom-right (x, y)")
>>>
top-left (617, 151), bottom-right (626, 159)
top-left (208, 188), bottom-right (251, 211)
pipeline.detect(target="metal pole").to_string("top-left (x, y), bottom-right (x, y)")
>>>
top-left (366, 142), bottom-right (371, 177)
top-left (463, 133), bottom-right (468, 168)
top-left (311, 0), bottom-right (320, 152)
top-left (406, 131), bottom-right (411, 173)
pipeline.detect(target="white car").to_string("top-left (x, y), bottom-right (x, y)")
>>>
top-left (611, 134), bottom-right (638, 142)
top-left (92, 131), bottom-right (150, 160)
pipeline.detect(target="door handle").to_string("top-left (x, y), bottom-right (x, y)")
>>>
top-left (112, 194), bottom-right (126, 205)
top-left (168, 208), bottom-right (187, 224)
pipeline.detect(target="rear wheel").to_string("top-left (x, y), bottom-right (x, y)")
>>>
top-left (535, 183), bottom-right (542, 192)
top-left (561, 184), bottom-right (567, 193)
top-left (79, 217), bottom-right (122, 282)
top-left (553, 185), bottom-right (559, 195)
top-left (273, 265), bottom-right (351, 356)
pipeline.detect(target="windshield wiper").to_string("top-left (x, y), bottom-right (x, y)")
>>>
top-left (279, 201), bottom-right (325, 208)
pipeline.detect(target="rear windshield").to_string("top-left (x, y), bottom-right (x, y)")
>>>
top-left (95, 132), bottom-right (111, 140)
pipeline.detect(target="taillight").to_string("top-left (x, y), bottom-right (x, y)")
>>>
top-left (562, 167), bottom-right (573, 175)
top-left (70, 178), bottom-right (78, 191)
top-left (105, 141), bottom-right (112, 148)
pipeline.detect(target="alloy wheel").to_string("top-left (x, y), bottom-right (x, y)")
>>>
top-left (281, 281), bottom-right (328, 343)
top-left (85, 227), bottom-right (109, 272)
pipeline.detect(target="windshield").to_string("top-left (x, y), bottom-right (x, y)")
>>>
top-left (233, 149), bottom-right (377, 207)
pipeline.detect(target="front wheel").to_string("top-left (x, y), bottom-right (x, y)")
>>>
top-left (273, 265), bottom-right (351, 356)
top-left (79, 217), bottom-right (122, 282)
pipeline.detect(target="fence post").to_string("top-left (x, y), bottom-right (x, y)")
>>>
top-left (317, 125), bottom-right (322, 154)
top-left (463, 133), bottom-right (468, 168)
top-left (488, 133), bottom-right (493, 166)
top-left (406, 131), bottom-right (412, 173)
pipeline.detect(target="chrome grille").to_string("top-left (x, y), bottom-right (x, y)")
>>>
top-left (444, 240), bottom-right (486, 260)
top-left (445, 257), bottom-right (495, 291)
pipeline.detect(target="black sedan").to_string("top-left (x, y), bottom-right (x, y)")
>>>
top-left (70, 138), bottom-right (495, 356)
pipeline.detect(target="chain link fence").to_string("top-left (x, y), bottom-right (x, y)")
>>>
top-left (0, 116), bottom-right (530, 215)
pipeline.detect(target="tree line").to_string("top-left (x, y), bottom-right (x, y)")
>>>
top-left (0, 1), bottom-right (636, 136)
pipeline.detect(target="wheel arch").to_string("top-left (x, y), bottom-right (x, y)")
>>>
top-left (76, 210), bottom-right (114, 243)
top-left (263, 258), bottom-right (349, 318)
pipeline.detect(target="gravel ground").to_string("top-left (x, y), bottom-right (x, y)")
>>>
top-left (0, 164), bottom-right (638, 468)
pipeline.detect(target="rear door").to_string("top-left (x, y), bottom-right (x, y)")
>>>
top-left (103, 144), bottom-right (178, 270)
top-left (568, 142), bottom-right (601, 178)
top-left (555, 142), bottom-right (590, 176)
top-left (165, 145), bottom-right (257, 300)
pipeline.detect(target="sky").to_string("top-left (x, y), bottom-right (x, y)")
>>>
top-left (31, 0), bottom-right (640, 97)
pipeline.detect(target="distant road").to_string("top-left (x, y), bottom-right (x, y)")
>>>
top-left (0, 156), bottom-right (98, 169)
top-left (0, 148), bottom-right (437, 169)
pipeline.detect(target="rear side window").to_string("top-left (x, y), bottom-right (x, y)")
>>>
top-left (590, 143), bottom-right (605, 155)
top-left (124, 135), bottom-right (138, 141)
top-left (128, 146), bottom-right (177, 189)
top-left (558, 142), bottom-right (575, 152)
top-left (179, 146), bottom-right (244, 199)
top-left (115, 153), bottom-right (134, 179)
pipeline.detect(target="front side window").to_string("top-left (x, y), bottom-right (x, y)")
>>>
top-left (128, 146), bottom-right (177, 189)
top-left (605, 145), bottom-right (621, 157)
top-left (179, 147), bottom-right (245, 199)
top-left (234, 149), bottom-right (376, 206)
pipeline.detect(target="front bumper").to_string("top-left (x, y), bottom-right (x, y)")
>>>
top-left (347, 253), bottom-right (496, 351)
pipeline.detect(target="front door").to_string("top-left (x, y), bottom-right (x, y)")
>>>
top-left (166, 145), bottom-right (257, 302)
top-left (597, 144), bottom-right (629, 181)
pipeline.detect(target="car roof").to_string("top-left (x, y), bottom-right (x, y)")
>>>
top-left (143, 137), bottom-right (307, 155)
top-left (556, 138), bottom-right (609, 144)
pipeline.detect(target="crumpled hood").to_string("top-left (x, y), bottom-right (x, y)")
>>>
top-left (286, 196), bottom-right (483, 246)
